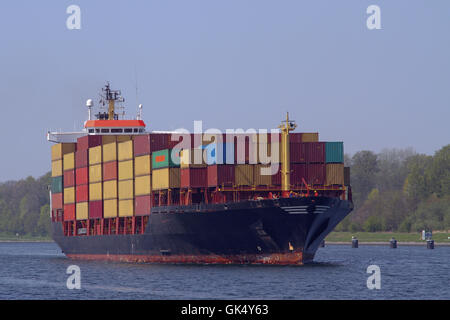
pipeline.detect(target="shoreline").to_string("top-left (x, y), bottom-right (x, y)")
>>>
top-left (324, 241), bottom-right (450, 246)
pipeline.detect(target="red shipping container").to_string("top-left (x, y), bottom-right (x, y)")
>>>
top-left (181, 167), bottom-right (207, 188)
top-left (305, 142), bottom-right (325, 163)
top-left (290, 133), bottom-right (303, 143)
top-left (290, 142), bottom-right (307, 163)
top-left (76, 167), bottom-right (88, 185)
top-left (64, 204), bottom-right (75, 221)
top-left (271, 166), bottom-right (282, 186)
top-left (306, 163), bottom-right (325, 185)
top-left (207, 165), bottom-right (235, 187)
top-left (103, 161), bottom-right (118, 181)
top-left (135, 195), bottom-right (151, 216)
top-left (134, 134), bottom-right (151, 156)
top-left (64, 170), bottom-right (75, 187)
top-left (233, 135), bottom-right (257, 164)
top-left (75, 149), bottom-right (89, 168)
top-left (291, 163), bottom-right (307, 186)
top-left (52, 193), bottom-right (63, 209)
top-left (76, 184), bottom-right (89, 202)
top-left (77, 135), bottom-right (102, 150)
top-left (89, 200), bottom-right (103, 219)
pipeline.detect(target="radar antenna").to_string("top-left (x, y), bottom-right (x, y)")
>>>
top-left (98, 82), bottom-right (125, 120)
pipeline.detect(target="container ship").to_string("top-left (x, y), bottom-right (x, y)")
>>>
top-left (47, 83), bottom-right (353, 265)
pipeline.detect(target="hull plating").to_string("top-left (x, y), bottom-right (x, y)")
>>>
top-left (52, 197), bottom-right (353, 265)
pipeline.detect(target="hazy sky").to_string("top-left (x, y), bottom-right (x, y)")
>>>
top-left (0, 0), bottom-right (449, 181)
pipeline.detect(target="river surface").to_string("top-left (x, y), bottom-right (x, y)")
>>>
top-left (0, 242), bottom-right (448, 299)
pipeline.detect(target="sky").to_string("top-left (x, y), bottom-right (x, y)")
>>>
top-left (0, 0), bottom-right (449, 181)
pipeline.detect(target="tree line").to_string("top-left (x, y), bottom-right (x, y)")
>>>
top-left (338, 144), bottom-right (450, 232)
top-left (0, 145), bottom-right (448, 237)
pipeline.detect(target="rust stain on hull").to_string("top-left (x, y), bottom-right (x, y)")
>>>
top-left (67, 252), bottom-right (315, 265)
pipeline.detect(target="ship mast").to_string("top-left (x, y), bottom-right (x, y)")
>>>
top-left (99, 82), bottom-right (124, 120)
top-left (278, 112), bottom-right (297, 197)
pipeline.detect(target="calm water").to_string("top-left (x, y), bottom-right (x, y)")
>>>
top-left (0, 242), bottom-right (448, 300)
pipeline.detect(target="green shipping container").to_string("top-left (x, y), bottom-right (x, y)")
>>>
top-left (325, 142), bottom-right (344, 163)
top-left (152, 149), bottom-right (181, 169)
top-left (51, 176), bottom-right (63, 194)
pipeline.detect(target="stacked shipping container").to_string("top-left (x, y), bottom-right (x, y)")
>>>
top-left (118, 137), bottom-right (135, 217)
top-left (51, 143), bottom-right (76, 221)
top-left (102, 135), bottom-right (118, 218)
top-left (134, 135), bottom-right (152, 216)
top-left (53, 132), bottom-right (347, 225)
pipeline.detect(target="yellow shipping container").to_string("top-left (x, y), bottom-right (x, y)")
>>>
top-left (180, 149), bottom-right (206, 168)
top-left (134, 155), bottom-right (152, 176)
top-left (104, 199), bottom-right (118, 218)
top-left (63, 152), bottom-right (75, 171)
top-left (235, 165), bottom-right (254, 186)
top-left (152, 168), bottom-right (180, 190)
top-left (119, 199), bottom-right (134, 217)
top-left (326, 163), bottom-right (344, 185)
top-left (301, 133), bottom-right (319, 142)
top-left (118, 140), bottom-right (133, 161)
top-left (135, 175), bottom-right (151, 196)
top-left (51, 160), bottom-right (63, 177)
top-left (102, 135), bottom-right (117, 145)
top-left (89, 182), bottom-right (103, 201)
top-left (89, 164), bottom-right (102, 183)
top-left (254, 165), bottom-right (272, 186)
top-left (89, 146), bottom-right (102, 165)
top-left (102, 142), bottom-right (117, 162)
top-left (118, 160), bottom-right (134, 181)
top-left (103, 180), bottom-right (117, 200)
top-left (117, 135), bottom-right (133, 143)
top-left (64, 187), bottom-right (75, 204)
top-left (51, 143), bottom-right (76, 161)
top-left (76, 202), bottom-right (88, 220)
top-left (118, 179), bottom-right (134, 200)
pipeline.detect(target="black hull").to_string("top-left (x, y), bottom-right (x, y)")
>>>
top-left (52, 197), bottom-right (353, 265)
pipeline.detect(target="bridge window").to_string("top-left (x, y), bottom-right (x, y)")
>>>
top-left (124, 128), bottom-right (133, 133)
top-left (111, 128), bottom-right (123, 133)
top-left (88, 129), bottom-right (94, 133)
top-left (134, 129), bottom-right (138, 133)
top-left (139, 129), bottom-right (144, 133)
top-left (101, 129), bottom-right (110, 133)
